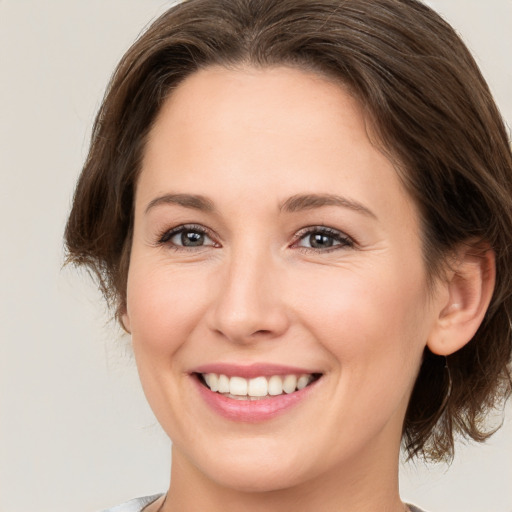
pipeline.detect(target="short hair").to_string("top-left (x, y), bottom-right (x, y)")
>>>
top-left (65, 0), bottom-right (512, 461)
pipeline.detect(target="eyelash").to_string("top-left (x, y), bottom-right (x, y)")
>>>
top-left (292, 226), bottom-right (355, 253)
top-left (156, 224), bottom-right (355, 253)
top-left (157, 224), bottom-right (217, 250)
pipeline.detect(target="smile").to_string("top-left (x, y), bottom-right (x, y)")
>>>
top-left (191, 364), bottom-right (323, 422)
top-left (200, 373), bottom-right (320, 399)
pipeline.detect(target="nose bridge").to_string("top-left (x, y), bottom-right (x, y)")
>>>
top-left (209, 241), bottom-right (289, 343)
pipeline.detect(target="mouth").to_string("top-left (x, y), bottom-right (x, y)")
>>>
top-left (190, 364), bottom-right (323, 422)
top-left (195, 372), bottom-right (322, 400)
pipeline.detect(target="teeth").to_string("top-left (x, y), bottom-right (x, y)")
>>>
top-left (202, 373), bottom-right (315, 397)
top-left (268, 375), bottom-right (283, 396)
top-left (283, 374), bottom-right (297, 394)
top-left (218, 374), bottom-right (230, 393)
top-left (297, 374), bottom-right (310, 390)
top-left (204, 373), bottom-right (219, 392)
top-left (248, 376), bottom-right (268, 397)
top-left (229, 376), bottom-right (248, 396)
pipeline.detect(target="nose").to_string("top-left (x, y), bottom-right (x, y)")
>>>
top-left (206, 247), bottom-right (290, 345)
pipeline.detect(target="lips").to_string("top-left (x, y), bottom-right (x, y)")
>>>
top-left (190, 363), bottom-right (322, 422)
top-left (193, 362), bottom-right (321, 378)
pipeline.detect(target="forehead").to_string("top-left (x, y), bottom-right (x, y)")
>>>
top-left (138, 65), bottom-right (416, 227)
top-left (149, 65), bottom-right (366, 151)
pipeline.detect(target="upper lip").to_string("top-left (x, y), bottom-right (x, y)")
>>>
top-left (192, 362), bottom-right (322, 379)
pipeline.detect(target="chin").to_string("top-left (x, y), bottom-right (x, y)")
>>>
top-left (182, 439), bottom-right (316, 493)
top-left (203, 462), bottom-right (308, 494)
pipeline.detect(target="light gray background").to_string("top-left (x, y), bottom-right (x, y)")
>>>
top-left (1, 1), bottom-right (511, 511)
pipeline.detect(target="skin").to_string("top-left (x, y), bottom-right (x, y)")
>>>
top-left (122, 66), bottom-right (490, 512)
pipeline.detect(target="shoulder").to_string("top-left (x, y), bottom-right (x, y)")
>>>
top-left (99, 494), bottom-right (164, 512)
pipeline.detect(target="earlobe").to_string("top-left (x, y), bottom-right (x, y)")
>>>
top-left (427, 243), bottom-right (495, 356)
top-left (121, 310), bottom-right (131, 334)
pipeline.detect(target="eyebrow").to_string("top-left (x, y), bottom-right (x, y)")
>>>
top-left (145, 193), bottom-right (216, 214)
top-left (279, 193), bottom-right (377, 218)
top-left (144, 192), bottom-right (376, 219)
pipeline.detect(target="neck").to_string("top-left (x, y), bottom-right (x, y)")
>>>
top-left (163, 435), bottom-right (405, 512)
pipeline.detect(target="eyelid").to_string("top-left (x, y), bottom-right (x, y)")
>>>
top-left (156, 223), bottom-right (219, 248)
top-left (154, 223), bottom-right (354, 252)
top-left (291, 225), bottom-right (355, 252)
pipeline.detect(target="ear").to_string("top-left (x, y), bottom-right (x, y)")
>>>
top-left (120, 305), bottom-right (131, 334)
top-left (427, 243), bottom-right (495, 356)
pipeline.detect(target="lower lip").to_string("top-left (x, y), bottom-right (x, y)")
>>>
top-left (192, 375), bottom-right (320, 423)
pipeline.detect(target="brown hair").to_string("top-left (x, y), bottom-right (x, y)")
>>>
top-left (65, 0), bottom-right (512, 461)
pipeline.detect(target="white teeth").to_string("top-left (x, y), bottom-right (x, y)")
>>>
top-left (268, 375), bottom-right (283, 396)
top-left (202, 372), bottom-right (317, 397)
top-left (248, 376), bottom-right (268, 397)
top-left (218, 374), bottom-right (230, 393)
top-left (283, 374), bottom-right (297, 394)
top-left (297, 374), bottom-right (312, 390)
top-left (229, 376), bottom-right (248, 396)
top-left (205, 373), bottom-right (219, 392)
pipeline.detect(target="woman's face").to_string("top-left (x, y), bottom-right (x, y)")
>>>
top-left (124, 66), bottom-right (443, 491)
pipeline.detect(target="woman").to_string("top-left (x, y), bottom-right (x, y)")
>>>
top-left (64, 0), bottom-right (512, 511)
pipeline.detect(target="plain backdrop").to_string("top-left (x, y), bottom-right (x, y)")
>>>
top-left (1, 1), bottom-right (511, 511)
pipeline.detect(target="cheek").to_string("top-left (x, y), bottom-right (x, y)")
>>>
top-left (125, 259), bottom-right (212, 354)
top-left (291, 257), bottom-right (430, 371)
top-left (291, 260), bottom-right (431, 440)
top-left (124, 260), bottom-right (215, 433)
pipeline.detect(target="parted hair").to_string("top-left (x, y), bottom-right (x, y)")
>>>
top-left (65, 0), bottom-right (512, 461)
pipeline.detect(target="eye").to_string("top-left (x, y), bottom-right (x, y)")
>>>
top-left (294, 226), bottom-right (354, 252)
top-left (158, 224), bottom-right (217, 249)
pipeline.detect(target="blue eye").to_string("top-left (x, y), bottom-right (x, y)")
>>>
top-left (159, 225), bottom-right (216, 248)
top-left (296, 227), bottom-right (353, 251)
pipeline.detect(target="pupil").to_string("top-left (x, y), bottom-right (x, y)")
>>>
top-left (182, 231), bottom-right (204, 246)
top-left (310, 233), bottom-right (333, 248)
